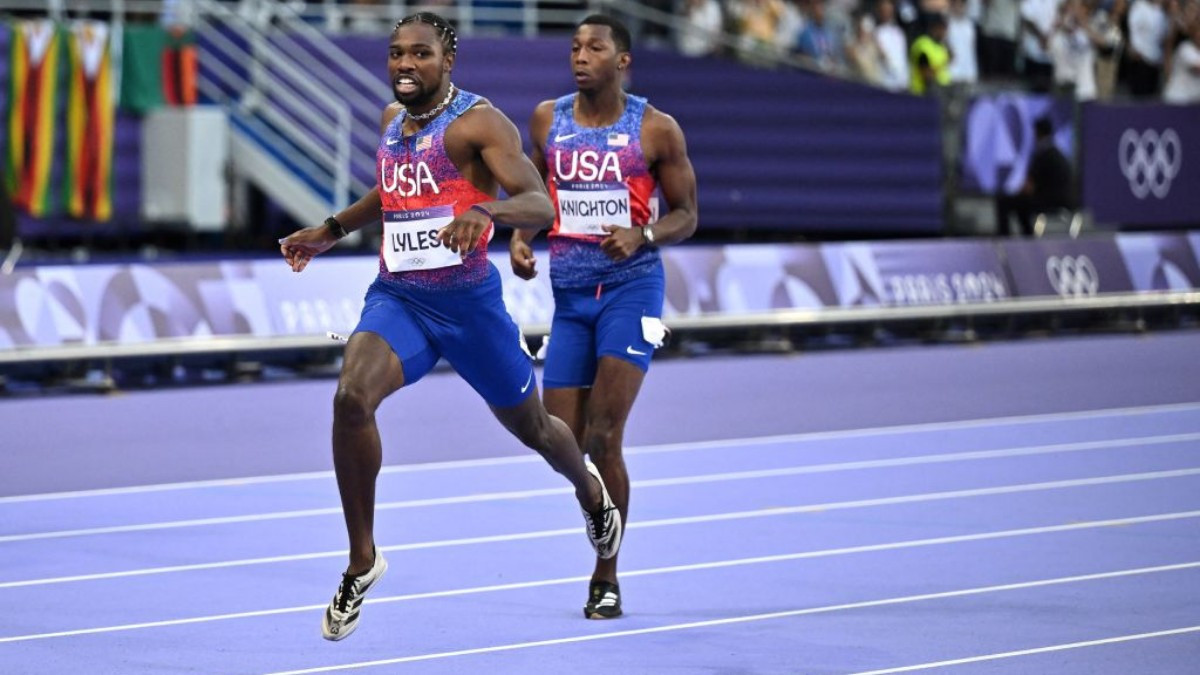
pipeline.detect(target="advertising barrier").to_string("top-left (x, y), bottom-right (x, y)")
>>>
top-left (1, 234), bottom-right (1195, 354)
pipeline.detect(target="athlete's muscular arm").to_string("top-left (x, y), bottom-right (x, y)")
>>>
top-left (599, 108), bottom-right (698, 261)
top-left (279, 105), bottom-right (400, 273)
top-left (438, 104), bottom-right (554, 256)
top-left (509, 100), bottom-right (555, 280)
top-left (641, 109), bottom-right (698, 245)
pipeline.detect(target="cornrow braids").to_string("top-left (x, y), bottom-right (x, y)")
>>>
top-left (394, 12), bottom-right (458, 55)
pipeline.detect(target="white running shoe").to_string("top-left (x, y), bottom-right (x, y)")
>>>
top-left (582, 461), bottom-right (623, 560)
top-left (321, 549), bottom-right (387, 641)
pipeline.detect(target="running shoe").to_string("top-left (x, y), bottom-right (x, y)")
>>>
top-left (582, 461), bottom-right (623, 560)
top-left (321, 548), bottom-right (387, 641)
top-left (584, 580), bottom-right (623, 619)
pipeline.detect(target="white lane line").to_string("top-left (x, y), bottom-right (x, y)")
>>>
top-left (4, 401), bottom-right (1197, 504)
top-left (2, 514), bottom-right (1197, 642)
top-left (258, 563), bottom-right (1200, 674)
top-left (851, 625), bottom-right (1200, 674)
top-left (3, 433), bottom-right (1197, 544)
top-left (1, 474), bottom-right (1196, 589)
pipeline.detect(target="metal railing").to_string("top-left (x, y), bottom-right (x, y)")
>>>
top-left (192, 0), bottom-right (368, 213)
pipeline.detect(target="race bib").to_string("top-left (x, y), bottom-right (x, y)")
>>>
top-left (556, 182), bottom-right (631, 236)
top-left (382, 206), bottom-right (460, 273)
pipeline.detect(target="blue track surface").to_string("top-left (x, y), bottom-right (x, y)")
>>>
top-left (2, 333), bottom-right (1199, 673)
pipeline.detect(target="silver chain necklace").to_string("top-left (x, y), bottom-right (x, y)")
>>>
top-left (407, 83), bottom-right (456, 122)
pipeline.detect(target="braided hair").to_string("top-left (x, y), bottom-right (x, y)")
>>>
top-left (394, 12), bottom-right (458, 55)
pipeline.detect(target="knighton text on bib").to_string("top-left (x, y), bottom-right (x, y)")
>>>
top-left (556, 181), bottom-right (632, 236)
top-left (382, 206), bottom-right (461, 272)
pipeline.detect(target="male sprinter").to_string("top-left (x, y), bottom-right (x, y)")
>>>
top-left (509, 14), bottom-right (698, 619)
top-left (279, 13), bottom-right (622, 640)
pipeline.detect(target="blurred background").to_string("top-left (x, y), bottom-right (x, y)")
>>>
top-left (0, 0), bottom-right (1198, 392)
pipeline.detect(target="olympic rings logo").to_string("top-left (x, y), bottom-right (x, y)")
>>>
top-left (1046, 255), bottom-right (1099, 298)
top-left (406, 257), bottom-right (426, 267)
top-left (1118, 128), bottom-right (1182, 199)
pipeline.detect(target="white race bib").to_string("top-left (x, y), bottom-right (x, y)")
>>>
top-left (381, 206), bottom-right (460, 273)
top-left (556, 181), bottom-right (631, 236)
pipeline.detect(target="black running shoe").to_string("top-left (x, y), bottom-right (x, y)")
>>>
top-left (582, 461), bottom-right (623, 560)
top-left (321, 549), bottom-right (387, 641)
top-left (584, 580), bottom-right (622, 619)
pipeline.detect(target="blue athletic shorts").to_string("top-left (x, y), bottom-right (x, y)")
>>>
top-left (542, 270), bottom-right (665, 389)
top-left (353, 263), bottom-right (535, 408)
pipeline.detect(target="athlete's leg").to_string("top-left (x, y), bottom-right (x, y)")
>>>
top-left (580, 357), bottom-right (645, 584)
top-left (544, 386), bottom-right (589, 444)
top-left (490, 386), bottom-right (604, 510)
top-left (580, 273), bottom-right (663, 598)
top-left (332, 331), bottom-right (404, 574)
top-left (440, 269), bottom-right (606, 512)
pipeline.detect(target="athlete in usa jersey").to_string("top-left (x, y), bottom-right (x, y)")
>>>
top-left (375, 87), bottom-right (494, 290)
top-left (509, 15), bottom-right (698, 621)
top-left (542, 92), bottom-right (659, 289)
top-left (278, 12), bottom-right (623, 641)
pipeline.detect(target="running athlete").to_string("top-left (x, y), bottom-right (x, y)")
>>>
top-left (278, 13), bottom-right (622, 641)
top-left (509, 14), bottom-right (699, 620)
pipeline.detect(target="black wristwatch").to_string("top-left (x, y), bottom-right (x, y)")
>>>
top-left (325, 216), bottom-right (348, 239)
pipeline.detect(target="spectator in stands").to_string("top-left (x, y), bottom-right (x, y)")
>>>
top-left (847, 10), bottom-right (887, 84)
top-left (1019, 0), bottom-right (1063, 91)
top-left (994, 116), bottom-right (1073, 237)
top-left (909, 13), bottom-right (952, 93)
top-left (1090, 0), bottom-right (1125, 99)
top-left (875, 0), bottom-right (913, 90)
top-left (342, 0), bottom-right (393, 35)
top-left (776, 0), bottom-right (808, 55)
top-left (796, 0), bottom-right (848, 73)
top-left (1163, 9), bottom-right (1200, 101)
top-left (1050, 0), bottom-right (1099, 98)
top-left (677, 0), bottom-right (726, 57)
top-left (895, 0), bottom-right (926, 40)
top-left (733, 0), bottom-right (787, 63)
top-left (980, 0), bottom-right (1022, 78)
top-left (1125, 0), bottom-right (1170, 96)
top-left (948, 0), bottom-right (981, 85)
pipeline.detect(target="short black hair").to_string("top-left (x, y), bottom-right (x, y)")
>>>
top-left (394, 12), bottom-right (458, 55)
top-left (1034, 116), bottom-right (1055, 138)
top-left (578, 14), bottom-right (631, 53)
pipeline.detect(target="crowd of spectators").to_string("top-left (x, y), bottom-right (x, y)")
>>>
top-left (222, 0), bottom-right (1199, 102)
top-left (673, 0), bottom-right (1200, 102)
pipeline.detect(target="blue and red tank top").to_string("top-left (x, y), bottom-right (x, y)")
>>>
top-left (545, 93), bottom-right (661, 288)
top-left (375, 88), bottom-right (492, 291)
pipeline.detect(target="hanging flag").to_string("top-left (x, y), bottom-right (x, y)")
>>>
top-left (163, 26), bottom-right (197, 106)
top-left (64, 19), bottom-right (115, 222)
top-left (7, 19), bottom-right (63, 217)
top-left (119, 22), bottom-right (166, 114)
top-left (120, 24), bottom-right (197, 113)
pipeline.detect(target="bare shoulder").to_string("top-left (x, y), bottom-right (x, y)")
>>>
top-left (450, 99), bottom-right (521, 145)
top-left (461, 98), bottom-right (519, 131)
top-left (528, 99), bottom-right (557, 146)
top-left (531, 99), bottom-right (557, 123)
top-left (643, 105), bottom-right (685, 140)
top-left (380, 102), bottom-right (403, 133)
top-left (642, 104), bottom-right (687, 160)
